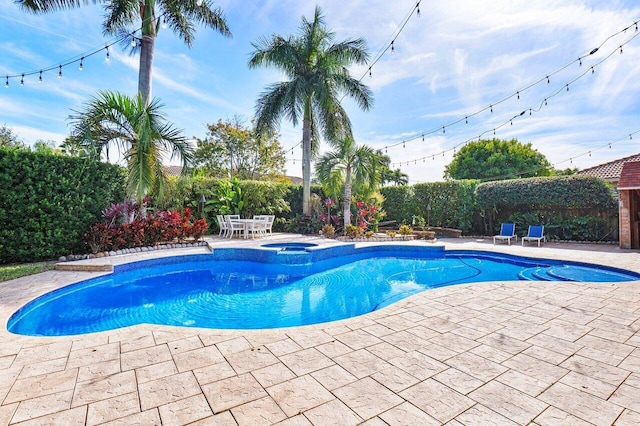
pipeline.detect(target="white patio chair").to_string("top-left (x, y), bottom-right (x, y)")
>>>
top-left (264, 215), bottom-right (275, 236)
top-left (216, 214), bottom-right (229, 238)
top-left (248, 216), bottom-right (268, 239)
top-left (225, 215), bottom-right (245, 239)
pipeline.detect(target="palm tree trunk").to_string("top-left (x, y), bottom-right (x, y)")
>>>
top-left (343, 166), bottom-right (352, 227)
top-left (302, 118), bottom-right (312, 215)
top-left (138, 34), bottom-right (155, 105)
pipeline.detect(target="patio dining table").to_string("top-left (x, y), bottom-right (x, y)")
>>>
top-left (229, 218), bottom-right (260, 239)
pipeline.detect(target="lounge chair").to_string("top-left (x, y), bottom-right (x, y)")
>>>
top-left (493, 223), bottom-right (517, 245)
top-left (522, 225), bottom-right (546, 247)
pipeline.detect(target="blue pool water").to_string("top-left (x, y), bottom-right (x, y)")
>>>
top-left (7, 245), bottom-right (640, 336)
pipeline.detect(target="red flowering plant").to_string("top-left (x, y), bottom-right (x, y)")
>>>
top-left (83, 203), bottom-right (208, 253)
top-left (354, 199), bottom-right (385, 232)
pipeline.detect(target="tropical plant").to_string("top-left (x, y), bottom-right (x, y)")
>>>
top-left (248, 6), bottom-right (373, 215)
top-left (17, 0), bottom-right (231, 104)
top-left (315, 136), bottom-right (386, 227)
top-left (69, 90), bottom-right (193, 201)
top-left (398, 224), bottom-right (413, 235)
top-left (344, 224), bottom-right (362, 238)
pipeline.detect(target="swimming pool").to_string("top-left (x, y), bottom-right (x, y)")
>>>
top-left (7, 245), bottom-right (640, 336)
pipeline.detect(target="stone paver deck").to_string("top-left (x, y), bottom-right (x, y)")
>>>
top-left (1, 235), bottom-right (639, 425)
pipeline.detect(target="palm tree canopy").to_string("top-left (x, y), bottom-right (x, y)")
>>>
top-left (248, 6), bottom-right (372, 142)
top-left (316, 137), bottom-right (385, 199)
top-left (69, 90), bottom-right (193, 201)
top-left (16, 0), bottom-right (231, 44)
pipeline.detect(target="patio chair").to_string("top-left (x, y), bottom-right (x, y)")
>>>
top-left (493, 223), bottom-right (517, 245)
top-left (225, 215), bottom-right (245, 239)
top-left (254, 215), bottom-right (275, 237)
top-left (216, 214), bottom-right (229, 238)
top-left (522, 225), bottom-right (546, 247)
top-left (264, 215), bottom-right (275, 236)
top-left (248, 216), bottom-right (269, 239)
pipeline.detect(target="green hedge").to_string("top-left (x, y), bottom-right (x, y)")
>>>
top-left (0, 149), bottom-right (126, 263)
top-left (475, 176), bottom-right (618, 239)
top-left (475, 176), bottom-right (617, 210)
top-left (381, 181), bottom-right (478, 232)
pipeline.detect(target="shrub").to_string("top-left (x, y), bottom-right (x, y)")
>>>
top-left (398, 224), bottom-right (413, 235)
top-left (321, 224), bottom-right (335, 237)
top-left (344, 224), bottom-right (363, 238)
top-left (0, 148), bottom-right (126, 263)
top-left (385, 230), bottom-right (397, 238)
top-left (365, 231), bottom-right (374, 238)
top-left (82, 207), bottom-right (208, 253)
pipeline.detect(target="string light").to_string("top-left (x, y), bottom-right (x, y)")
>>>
top-left (131, 38), bottom-right (137, 48)
top-left (416, 1), bottom-right (420, 17)
top-left (20, 74), bottom-right (24, 86)
top-left (38, 70), bottom-right (42, 83)
top-left (58, 65), bottom-right (62, 79)
top-left (383, 20), bottom-right (640, 154)
top-left (106, 45), bottom-right (110, 61)
top-left (162, 17), bottom-right (168, 29)
top-left (5, 76), bottom-right (8, 88)
top-left (79, 57), bottom-right (84, 71)
top-left (391, 40), bottom-right (395, 53)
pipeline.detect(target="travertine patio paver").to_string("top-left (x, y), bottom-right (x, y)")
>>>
top-left (0, 237), bottom-right (639, 425)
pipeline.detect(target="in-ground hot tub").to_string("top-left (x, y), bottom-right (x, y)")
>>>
top-left (261, 242), bottom-right (318, 252)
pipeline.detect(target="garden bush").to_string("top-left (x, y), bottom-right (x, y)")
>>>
top-left (0, 149), bottom-right (126, 263)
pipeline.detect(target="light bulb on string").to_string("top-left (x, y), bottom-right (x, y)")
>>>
top-left (79, 57), bottom-right (84, 71)
top-left (105, 46), bottom-right (110, 61)
top-left (369, 67), bottom-right (372, 77)
top-left (579, 58), bottom-right (582, 66)
top-left (384, 146), bottom-right (387, 153)
top-left (465, 116), bottom-right (468, 124)
top-left (391, 40), bottom-right (395, 53)
top-left (39, 70), bottom-right (42, 83)
top-left (131, 38), bottom-right (137, 48)
top-left (402, 141), bottom-right (405, 148)
top-left (588, 151), bottom-right (591, 157)
top-left (20, 74), bottom-right (24, 86)
top-left (544, 99), bottom-right (548, 106)
top-left (490, 104), bottom-right (493, 113)
top-left (517, 91), bottom-right (520, 99)
top-left (591, 67), bottom-right (594, 74)
top-left (566, 84), bottom-right (569, 91)
top-left (5, 76), bottom-right (8, 88)
top-left (442, 126), bottom-right (445, 134)
top-left (422, 135), bottom-right (424, 142)
top-left (58, 65), bottom-right (62, 79)
top-left (546, 76), bottom-right (550, 83)
top-left (162, 17), bottom-right (167, 29)
top-left (630, 134), bottom-right (633, 140)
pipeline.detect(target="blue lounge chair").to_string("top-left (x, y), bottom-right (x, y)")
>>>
top-left (522, 225), bottom-right (546, 247)
top-left (493, 223), bottom-right (517, 245)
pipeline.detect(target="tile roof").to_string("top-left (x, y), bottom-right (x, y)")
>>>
top-left (618, 161), bottom-right (640, 190)
top-left (164, 165), bottom-right (183, 176)
top-left (577, 153), bottom-right (640, 181)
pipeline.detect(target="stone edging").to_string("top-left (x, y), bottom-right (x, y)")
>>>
top-left (58, 241), bottom-right (210, 262)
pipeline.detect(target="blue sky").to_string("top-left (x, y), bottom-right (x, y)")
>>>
top-left (1, 0), bottom-right (639, 183)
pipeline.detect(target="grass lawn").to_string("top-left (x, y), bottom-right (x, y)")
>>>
top-left (0, 262), bottom-right (56, 282)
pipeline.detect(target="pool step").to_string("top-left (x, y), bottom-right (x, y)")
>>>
top-left (518, 267), bottom-right (556, 281)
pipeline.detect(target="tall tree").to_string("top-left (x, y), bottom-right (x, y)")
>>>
top-left (193, 118), bottom-right (286, 180)
top-left (315, 136), bottom-right (385, 228)
top-left (248, 6), bottom-right (373, 215)
top-left (69, 90), bottom-right (193, 201)
top-left (444, 138), bottom-right (553, 180)
top-left (17, 0), bottom-right (231, 104)
top-left (0, 125), bottom-right (26, 149)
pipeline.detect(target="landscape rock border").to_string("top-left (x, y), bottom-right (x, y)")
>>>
top-left (58, 241), bottom-right (210, 262)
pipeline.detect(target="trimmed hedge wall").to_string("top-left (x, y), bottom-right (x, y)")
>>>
top-left (475, 175), bottom-right (617, 211)
top-left (475, 176), bottom-right (618, 240)
top-left (0, 149), bottom-right (126, 263)
top-left (381, 180), bottom-right (478, 232)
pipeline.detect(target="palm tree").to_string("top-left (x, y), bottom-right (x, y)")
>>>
top-left (381, 167), bottom-right (409, 186)
top-left (69, 90), bottom-right (193, 201)
top-left (248, 6), bottom-right (373, 215)
top-left (315, 136), bottom-right (385, 228)
top-left (17, 0), bottom-right (231, 104)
